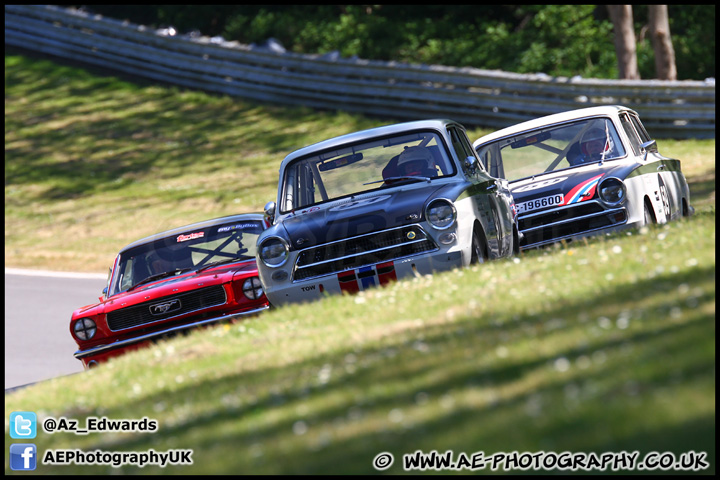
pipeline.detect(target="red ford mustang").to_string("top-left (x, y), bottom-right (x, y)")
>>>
top-left (70, 213), bottom-right (270, 368)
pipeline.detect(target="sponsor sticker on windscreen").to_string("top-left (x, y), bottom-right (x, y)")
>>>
top-left (217, 223), bottom-right (262, 233)
top-left (177, 232), bottom-right (204, 242)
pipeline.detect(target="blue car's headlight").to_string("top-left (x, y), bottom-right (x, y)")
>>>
top-left (598, 177), bottom-right (626, 205)
top-left (425, 199), bottom-right (456, 230)
top-left (259, 236), bottom-right (289, 267)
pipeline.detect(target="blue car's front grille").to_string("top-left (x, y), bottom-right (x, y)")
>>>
top-left (293, 225), bottom-right (437, 281)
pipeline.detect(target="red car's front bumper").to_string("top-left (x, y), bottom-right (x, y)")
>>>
top-left (74, 305), bottom-right (269, 369)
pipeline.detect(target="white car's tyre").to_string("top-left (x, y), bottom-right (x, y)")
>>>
top-left (470, 227), bottom-right (487, 265)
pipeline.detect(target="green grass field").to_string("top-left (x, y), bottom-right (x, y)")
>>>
top-left (5, 51), bottom-right (716, 475)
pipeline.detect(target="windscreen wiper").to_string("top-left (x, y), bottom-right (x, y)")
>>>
top-left (195, 256), bottom-right (252, 274)
top-left (363, 176), bottom-right (431, 186)
top-left (126, 268), bottom-right (194, 292)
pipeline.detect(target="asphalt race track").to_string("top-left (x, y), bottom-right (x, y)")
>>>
top-left (4, 269), bottom-right (107, 391)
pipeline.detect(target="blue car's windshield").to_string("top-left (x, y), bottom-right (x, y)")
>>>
top-left (279, 131), bottom-right (456, 213)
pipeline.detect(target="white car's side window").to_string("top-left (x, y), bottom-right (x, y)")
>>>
top-left (630, 114), bottom-right (652, 143)
top-left (620, 112), bottom-right (654, 157)
top-left (619, 113), bottom-right (641, 156)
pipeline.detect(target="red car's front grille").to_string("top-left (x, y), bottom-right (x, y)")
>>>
top-left (106, 285), bottom-right (226, 331)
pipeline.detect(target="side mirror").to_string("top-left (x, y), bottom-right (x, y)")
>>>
top-left (264, 201), bottom-right (276, 225)
top-left (464, 155), bottom-right (478, 175)
top-left (100, 267), bottom-right (111, 300)
top-left (640, 139), bottom-right (658, 160)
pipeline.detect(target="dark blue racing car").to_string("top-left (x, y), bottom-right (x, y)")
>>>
top-left (257, 119), bottom-right (519, 305)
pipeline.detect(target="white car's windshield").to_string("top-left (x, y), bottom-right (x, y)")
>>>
top-left (109, 219), bottom-right (264, 296)
top-left (279, 131), bottom-right (456, 213)
top-left (476, 118), bottom-right (625, 182)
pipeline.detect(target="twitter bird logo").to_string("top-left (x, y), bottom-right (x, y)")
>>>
top-left (10, 411), bottom-right (37, 439)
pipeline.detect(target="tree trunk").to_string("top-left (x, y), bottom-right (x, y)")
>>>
top-left (648, 5), bottom-right (677, 80)
top-left (607, 5), bottom-right (640, 80)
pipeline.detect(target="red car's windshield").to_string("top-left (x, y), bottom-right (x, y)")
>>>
top-left (108, 220), bottom-right (264, 296)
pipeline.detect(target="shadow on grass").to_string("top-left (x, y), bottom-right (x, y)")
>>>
top-left (686, 169), bottom-right (716, 208)
top-left (6, 49), bottom-right (379, 201)
top-left (9, 47), bottom-right (714, 474)
top-left (61, 265), bottom-right (715, 474)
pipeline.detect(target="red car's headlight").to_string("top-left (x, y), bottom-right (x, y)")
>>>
top-left (73, 318), bottom-right (97, 340)
top-left (242, 277), bottom-right (264, 300)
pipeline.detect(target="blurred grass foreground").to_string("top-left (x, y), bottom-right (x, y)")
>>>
top-left (4, 50), bottom-right (716, 475)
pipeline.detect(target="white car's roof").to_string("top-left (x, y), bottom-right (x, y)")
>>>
top-left (473, 105), bottom-right (637, 147)
top-left (280, 119), bottom-right (460, 167)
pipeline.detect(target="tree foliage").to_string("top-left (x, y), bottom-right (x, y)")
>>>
top-left (82, 5), bottom-right (714, 80)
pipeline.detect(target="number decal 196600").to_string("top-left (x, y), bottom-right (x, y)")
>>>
top-left (517, 194), bottom-right (564, 214)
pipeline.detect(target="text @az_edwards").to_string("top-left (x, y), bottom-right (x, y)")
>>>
top-left (42, 416), bottom-right (157, 435)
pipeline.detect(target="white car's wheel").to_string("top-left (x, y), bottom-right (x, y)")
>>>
top-left (644, 201), bottom-right (656, 225)
top-left (470, 227), bottom-right (487, 265)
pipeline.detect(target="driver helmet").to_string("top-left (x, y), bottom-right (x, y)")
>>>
top-left (153, 238), bottom-right (193, 272)
top-left (396, 146), bottom-right (436, 177)
top-left (580, 127), bottom-right (613, 160)
top-left (148, 252), bottom-right (172, 274)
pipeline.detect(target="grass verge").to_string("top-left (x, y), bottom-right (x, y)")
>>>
top-left (5, 51), bottom-right (716, 475)
top-left (4, 50), bottom-right (715, 273)
top-left (5, 211), bottom-right (715, 474)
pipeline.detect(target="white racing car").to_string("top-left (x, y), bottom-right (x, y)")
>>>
top-left (473, 105), bottom-right (694, 249)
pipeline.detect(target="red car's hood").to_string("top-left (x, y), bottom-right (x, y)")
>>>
top-left (72, 260), bottom-right (258, 317)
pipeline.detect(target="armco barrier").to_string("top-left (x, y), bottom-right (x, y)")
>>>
top-left (5, 4), bottom-right (715, 138)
